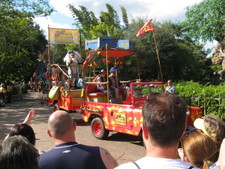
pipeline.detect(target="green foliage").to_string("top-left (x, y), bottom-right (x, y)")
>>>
top-left (69, 3), bottom-right (129, 39)
top-left (0, 52), bottom-right (37, 82)
top-left (185, 0), bottom-right (225, 43)
top-left (175, 81), bottom-right (202, 103)
top-left (120, 6), bottom-right (129, 29)
top-left (51, 44), bottom-right (82, 64)
top-left (100, 3), bottom-right (120, 28)
top-left (1, 0), bottom-right (53, 17)
top-left (176, 81), bottom-right (225, 119)
top-left (0, 1), bottom-right (51, 83)
top-left (133, 84), bottom-right (164, 97)
top-left (124, 18), bottom-right (212, 82)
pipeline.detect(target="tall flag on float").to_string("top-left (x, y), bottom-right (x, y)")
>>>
top-left (136, 19), bottom-right (163, 81)
top-left (136, 19), bottom-right (155, 37)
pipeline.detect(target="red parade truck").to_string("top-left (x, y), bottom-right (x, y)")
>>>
top-left (80, 37), bottom-right (202, 139)
top-left (49, 37), bottom-right (203, 139)
top-left (81, 81), bottom-right (202, 139)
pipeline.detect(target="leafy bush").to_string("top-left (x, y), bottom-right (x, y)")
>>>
top-left (175, 81), bottom-right (225, 119)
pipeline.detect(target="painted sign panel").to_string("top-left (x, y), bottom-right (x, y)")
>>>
top-left (114, 112), bottom-right (126, 125)
top-left (49, 28), bottom-right (79, 44)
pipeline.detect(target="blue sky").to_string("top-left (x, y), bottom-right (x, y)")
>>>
top-left (34, 0), bottom-right (216, 51)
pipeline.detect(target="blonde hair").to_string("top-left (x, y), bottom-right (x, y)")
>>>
top-left (203, 114), bottom-right (225, 145)
top-left (181, 131), bottom-right (218, 168)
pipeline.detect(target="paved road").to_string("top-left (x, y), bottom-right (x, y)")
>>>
top-left (0, 91), bottom-right (145, 165)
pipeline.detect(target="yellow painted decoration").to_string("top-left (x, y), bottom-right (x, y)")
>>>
top-left (127, 117), bottom-right (132, 122)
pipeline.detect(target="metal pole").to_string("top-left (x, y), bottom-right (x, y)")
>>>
top-left (152, 31), bottom-right (163, 82)
top-left (136, 51), bottom-right (141, 81)
top-left (48, 26), bottom-right (51, 65)
top-left (106, 44), bottom-right (110, 103)
top-left (48, 26), bottom-right (52, 88)
top-left (78, 29), bottom-right (84, 79)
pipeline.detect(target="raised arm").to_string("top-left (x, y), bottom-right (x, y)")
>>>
top-left (23, 109), bottom-right (35, 124)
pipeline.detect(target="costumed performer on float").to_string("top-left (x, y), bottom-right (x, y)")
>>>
top-left (63, 50), bottom-right (82, 88)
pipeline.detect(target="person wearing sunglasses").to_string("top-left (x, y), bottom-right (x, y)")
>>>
top-left (178, 130), bottom-right (219, 169)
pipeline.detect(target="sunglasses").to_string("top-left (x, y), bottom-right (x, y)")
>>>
top-left (179, 129), bottom-right (202, 148)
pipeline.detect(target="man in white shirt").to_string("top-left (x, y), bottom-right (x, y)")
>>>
top-left (165, 80), bottom-right (176, 94)
top-left (115, 93), bottom-right (191, 169)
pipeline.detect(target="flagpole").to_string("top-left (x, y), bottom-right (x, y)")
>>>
top-left (48, 26), bottom-right (52, 88)
top-left (106, 44), bottom-right (110, 103)
top-left (152, 31), bottom-right (163, 82)
top-left (48, 26), bottom-right (51, 65)
top-left (136, 51), bottom-right (141, 81)
top-left (136, 19), bottom-right (163, 81)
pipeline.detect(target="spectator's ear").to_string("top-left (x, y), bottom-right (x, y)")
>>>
top-left (178, 148), bottom-right (185, 161)
top-left (47, 130), bottom-right (52, 137)
top-left (184, 156), bottom-right (189, 163)
top-left (142, 125), bottom-right (149, 140)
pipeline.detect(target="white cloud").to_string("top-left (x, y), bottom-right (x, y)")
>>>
top-left (205, 41), bottom-right (218, 57)
top-left (49, 0), bottom-right (203, 21)
top-left (49, 0), bottom-right (74, 17)
top-left (204, 41), bottom-right (217, 50)
top-left (35, 0), bottom-right (205, 40)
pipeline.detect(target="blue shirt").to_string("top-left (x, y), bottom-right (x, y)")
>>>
top-left (39, 142), bottom-right (106, 169)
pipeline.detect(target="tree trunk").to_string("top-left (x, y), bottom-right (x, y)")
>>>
top-left (212, 42), bottom-right (225, 67)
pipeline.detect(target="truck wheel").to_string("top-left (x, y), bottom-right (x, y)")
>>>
top-left (91, 117), bottom-right (109, 140)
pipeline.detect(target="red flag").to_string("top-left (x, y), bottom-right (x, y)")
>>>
top-left (136, 19), bottom-right (155, 37)
top-left (83, 54), bottom-right (91, 67)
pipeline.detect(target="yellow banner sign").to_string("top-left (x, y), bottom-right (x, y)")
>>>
top-left (48, 28), bottom-right (79, 44)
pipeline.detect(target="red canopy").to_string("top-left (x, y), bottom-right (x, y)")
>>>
top-left (97, 48), bottom-right (136, 57)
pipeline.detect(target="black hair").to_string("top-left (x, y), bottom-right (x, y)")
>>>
top-left (8, 123), bottom-right (36, 145)
top-left (143, 93), bottom-right (187, 146)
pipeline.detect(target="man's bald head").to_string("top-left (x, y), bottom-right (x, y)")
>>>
top-left (48, 110), bottom-right (74, 138)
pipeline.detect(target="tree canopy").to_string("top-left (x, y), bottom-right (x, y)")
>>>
top-left (1, 0), bottom-right (53, 17)
top-left (185, 0), bottom-right (225, 44)
top-left (68, 3), bottom-right (129, 39)
top-left (184, 0), bottom-right (225, 78)
top-left (0, 0), bottom-right (53, 83)
top-left (123, 19), bottom-right (212, 82)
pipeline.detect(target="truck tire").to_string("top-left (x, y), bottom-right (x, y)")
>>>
top-left (91, 117), bottom-right (109, 140)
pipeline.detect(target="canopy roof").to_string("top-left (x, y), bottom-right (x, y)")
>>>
top-left (97, 48), bottom-right (136, 57)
